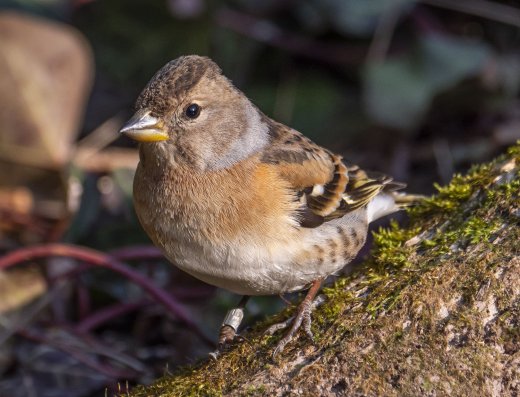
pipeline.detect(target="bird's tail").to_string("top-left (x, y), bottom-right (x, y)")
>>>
top-left (366, 190), bottom-right (424, 223)
top-left (390, 191), bottom-right (426, 208)
top-left (335, 163), bottom-right (424, 223)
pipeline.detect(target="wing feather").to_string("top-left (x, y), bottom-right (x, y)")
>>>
top-left (259, 117), bottom-right (404, 227)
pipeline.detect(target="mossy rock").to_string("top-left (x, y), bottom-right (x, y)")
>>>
top-left (124, 143), bottom-right (520, 397)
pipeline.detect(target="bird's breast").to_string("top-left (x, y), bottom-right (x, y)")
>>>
top-left (132, 157), bottom-right (308, 293)
top-left (133, 157), bottom-right (297, 242)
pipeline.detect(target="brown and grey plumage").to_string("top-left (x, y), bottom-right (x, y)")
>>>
top-left (120, 55), bottom-right (410, 357)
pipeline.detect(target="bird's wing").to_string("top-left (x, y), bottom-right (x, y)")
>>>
top-left (260, 118), bottom-right (404, 228)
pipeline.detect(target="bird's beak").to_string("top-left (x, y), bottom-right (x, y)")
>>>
top-left (119, 110), bottom-right (169, 142)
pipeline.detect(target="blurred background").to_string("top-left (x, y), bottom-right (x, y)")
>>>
top-left (0, 0), bottom-right (518, 395)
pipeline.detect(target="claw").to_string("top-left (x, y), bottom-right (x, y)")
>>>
top-left (302, 309), bottom-right (314, 342)
top-left (265, 316), bottom-right (294, 335)
top-left (268, 280), bottom-right (325, 358)
top-left (209, 324), bottom-right (249, 359)
top-left (234, 333), bottom-right (252, 346)
top-left (218, 324), bottom-right (239, 349)
top-left (272, 313), bottom-right (305, 359)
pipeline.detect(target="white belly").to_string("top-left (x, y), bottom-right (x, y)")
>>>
top-left (160, 211), bottom-right (368, 296)
top-left (165, 238), bottom-right (315, 295)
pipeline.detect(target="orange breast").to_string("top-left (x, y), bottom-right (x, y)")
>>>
top-left (133, 155), bottom-right (299, 247)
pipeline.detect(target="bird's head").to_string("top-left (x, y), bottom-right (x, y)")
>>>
top-left (120, 55), bottom-right (269, 170)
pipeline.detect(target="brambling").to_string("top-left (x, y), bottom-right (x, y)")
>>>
top-left (120, 55), bottom-right (410, 357)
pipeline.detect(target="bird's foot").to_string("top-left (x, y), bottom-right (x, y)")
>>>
top-left (265, 302), bottom-right (321, 340)
top-left (267, 294), bottom-right (326, 357)
top-left (209, 323), bottom-right (247, 360)
top-left (266, 280), bottom-right (325, 358)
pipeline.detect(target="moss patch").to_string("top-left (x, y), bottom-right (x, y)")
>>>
top-left (123, 142), bottom-right (520, 397)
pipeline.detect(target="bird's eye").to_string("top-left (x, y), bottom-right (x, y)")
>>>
top-left (185, 103), bottom-right (201, 119)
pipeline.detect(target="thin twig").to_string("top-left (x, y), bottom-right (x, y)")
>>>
top-left (0, 244), bottom-right (213, 346)
top-left (73, 147), bottom-right (139, 172)
top-left (215, 8), bottom-right (366, 66)
top-left (75, 114), bottom-right (124, 158)
top-left (367, 4), bottom-right (404, 63)
top-left (76, 300), bottom-right (150, 333)
top-left (421, 0), bottom-right (520, 28)
top-left (108, 245), bottom-right (164, 262)
top-left (76, 281), bottom-right (92, 320)
top-left (18, 328), bottom-right (138, 379)
top-left (0, 282), bottom-right (66, 347)
top-left (73, 112), bottom-right (139, 173)
top-left (66, 326), bottom-right (148, 373)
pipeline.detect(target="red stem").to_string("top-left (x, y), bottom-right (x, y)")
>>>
top-left (76, 282), bottom-right (92, 320)
top-left (0, 244), bottom-right (213, 346)
top-left (109, 245), bottom-right (164, 262)
top-left (76, 300), bottom-right (150, 333)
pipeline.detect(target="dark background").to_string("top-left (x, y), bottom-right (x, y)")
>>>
top-left (0, 0), bottom-right (518, 396)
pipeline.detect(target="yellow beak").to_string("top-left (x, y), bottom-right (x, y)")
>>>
top-left (119, 110), bottom-right (168, 142)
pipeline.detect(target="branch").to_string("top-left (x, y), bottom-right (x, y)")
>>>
top-left (421, 0), bottom-right (520, 28)
top-left (215, 8), bottom-right (366, 66)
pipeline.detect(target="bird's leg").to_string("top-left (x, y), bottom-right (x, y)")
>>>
top-left (218, 295), bottom-right (250, 347)
top-left (209, 295), bottom-right (249, 359)
top-left (267, 278), bottom-right (324, 357)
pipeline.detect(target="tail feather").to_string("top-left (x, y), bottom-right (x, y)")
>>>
top-left (366, 191), bottom-right (425, 223)
top-left (390, 191), bottom-right (426, 207)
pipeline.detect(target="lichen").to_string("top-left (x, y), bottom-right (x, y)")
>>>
top-left (123, 142), bottom-right (520, 397)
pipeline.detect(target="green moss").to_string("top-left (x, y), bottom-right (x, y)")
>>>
top-left (128, 376), bottom-right (218, 397)
top-left (244, 384), bottom-right (266, 396)
top-left (407, 160), bottom-right (499, 220)
top-left (372, 221), bottom-right (419, 269)
top-left (507, 141), bottom-right (520, 157)
top-left (419, 214), bottom-right (501, 256)
top-left (461, 216), bottom-right (501, 244)
top-left (487, 177), bottom-right (520, 202)
top-left (124, 142), bottom-right (520, 397)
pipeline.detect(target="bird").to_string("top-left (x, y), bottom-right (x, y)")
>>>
top-left (120, 55), bottom-right (412, 357)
